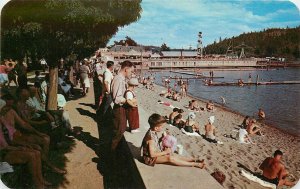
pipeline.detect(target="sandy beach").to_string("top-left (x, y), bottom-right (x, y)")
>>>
top-left (135, 84), bottom-right (300, 189)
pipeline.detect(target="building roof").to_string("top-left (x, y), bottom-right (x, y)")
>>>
top-left (151, 53), bottom-right (161, 58)
top-left (109, 45), bottom-right (144, 52)
top-left (161, 51), bottom-right (198, 57)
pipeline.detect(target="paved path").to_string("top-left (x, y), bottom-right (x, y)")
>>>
top-left (58, 82), bottom-right (103, 189)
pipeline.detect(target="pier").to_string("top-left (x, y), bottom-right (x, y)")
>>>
top-left (168, 71), bottom-right (224, 79)
top-left (206, 80), bottom-right (300, 86)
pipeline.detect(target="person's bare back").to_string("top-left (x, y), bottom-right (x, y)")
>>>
top-left (259, 150), bottom-right (296, 187)
top-left (260, 157), bottom-right (283, 179)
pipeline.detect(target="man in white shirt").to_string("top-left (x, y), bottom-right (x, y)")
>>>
top-left (98, 61), bottom-right (114, 117)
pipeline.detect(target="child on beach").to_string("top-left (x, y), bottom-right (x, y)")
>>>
top-left (141, 113), bottom-right (205, 168)
top-left (124, 78), bottom-right (140, 133)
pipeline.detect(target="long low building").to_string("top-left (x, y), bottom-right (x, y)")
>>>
top-left (99, 45), bottom-right (262, 68)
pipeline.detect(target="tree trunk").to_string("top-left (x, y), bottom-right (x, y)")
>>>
top-left (47, 67), bottom-right (58, 110)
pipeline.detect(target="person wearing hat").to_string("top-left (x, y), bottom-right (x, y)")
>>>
top-left (184, 112), bottom-right (199, 133)
top-left (204, 116), bottom-right (223, 144)
top-left (124, 77), bottom-right (140, 133)
top-left (205, 116), bottom-right (217, 142)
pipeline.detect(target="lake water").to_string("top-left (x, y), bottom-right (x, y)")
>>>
top-left (148, 68), bottom-right (300, 136)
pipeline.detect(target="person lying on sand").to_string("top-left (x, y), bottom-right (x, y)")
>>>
top-left (206, 100), bottom-right (214, 112)
top-left (141, 113), bottom-right (205, 168)
top-left (246, 119), bottom-right (264, 136)
top-left (172, 92), bottom-right (181, 101)
top-left (259, 150), bottom-right (296, 187)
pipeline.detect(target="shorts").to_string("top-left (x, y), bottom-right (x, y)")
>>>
top-left (260, 175), bottom-right (279, 185)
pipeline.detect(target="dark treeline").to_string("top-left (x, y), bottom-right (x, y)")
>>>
top-left (205, 26), bottom-right (300, 60)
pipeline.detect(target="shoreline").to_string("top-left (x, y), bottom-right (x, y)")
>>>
top-left (155, 82), bottom-right (300, 138)
top-left (135, 83), bottom-right (300, 189)
top-left (186, 91), bottom-right (300, 138)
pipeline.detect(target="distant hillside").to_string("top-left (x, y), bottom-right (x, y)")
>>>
top-left (205, 26), bottom-right (300, 60)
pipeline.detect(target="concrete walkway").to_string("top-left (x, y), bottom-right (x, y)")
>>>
top-left (58, 82), bottom-right (103, 189)
top-left (124, 94), bottom-right (223, 189)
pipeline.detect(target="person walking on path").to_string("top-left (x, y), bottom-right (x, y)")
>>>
top-left (79, 59), bottom-right (91, 96)
top-left (124, 78), bottom-right (140, 133)
top-left (110, 61), bottom-right (133, 150)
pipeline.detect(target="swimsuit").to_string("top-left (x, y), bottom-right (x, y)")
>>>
top-left (261, 175), bottom-right (279, 185)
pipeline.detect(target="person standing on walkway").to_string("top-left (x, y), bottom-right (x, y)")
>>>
top-left (94, 60), bottom-right (106, 110)
top-left (124, 78), bottom-right (140, 133)
top-left (98, 61), bottom-right (114, 119)
top-left (111, 60), bottom-right (133, 150)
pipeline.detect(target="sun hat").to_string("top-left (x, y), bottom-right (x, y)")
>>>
top-left (128, 78), bottom-right (139, 86)
top-left (209, 116), bottom-right (215, 124)
top-left (188, 112), bottom-right (196, 119)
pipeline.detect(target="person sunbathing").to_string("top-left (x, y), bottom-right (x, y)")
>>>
top-left (172, 114), bottom-right (185, 129)
top-left (169, 108), bottom-right (179, 124)
top-left (0, 94), bottom-right (66, 174)
top-left (141, 113), bottom-right (205, 168)
top-left (184, 112), bottom-right (200, 133)
top-left (189, 100), bottom-right (200, 111)
top-left (204, 116), bottom-right (218, 143)
top-left (206, 100), bottom-right (214, 112)
top-left (172, 92), bottom-right (180, 101)
top-left (241, 116), bottom-right (250, 129)
top-left (0, 127), bottom-right (51, 189)
top-left (237, 128), bottom-right (255, 144)
top-left (246, 119), bottom-right (264, 136)
top-left (259, 150), bottom-right (296, 187)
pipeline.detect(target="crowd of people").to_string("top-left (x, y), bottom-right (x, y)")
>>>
top-left (0, 55), bottom-right (296, 188)
top-left (138, 72), bottom-right (295, 187)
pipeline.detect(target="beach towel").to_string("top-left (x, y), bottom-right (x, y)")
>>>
top-left (181, 128), bottom-right (201, 136)
top-left (240, 169), bottom-right (276, 189)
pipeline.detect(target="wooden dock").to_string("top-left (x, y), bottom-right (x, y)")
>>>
top-left (207, 81), bottom-right (300, 86)
top-left (163, 76), bottom-right (224, 80)
top-left (168, 71), bottom-right (224, 79)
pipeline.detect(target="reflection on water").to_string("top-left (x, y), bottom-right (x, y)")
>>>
top-left (149, 68), bottom-right (300, 136)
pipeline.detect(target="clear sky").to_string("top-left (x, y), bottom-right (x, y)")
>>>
top-left (108, 0), bottom-right (300, 49)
